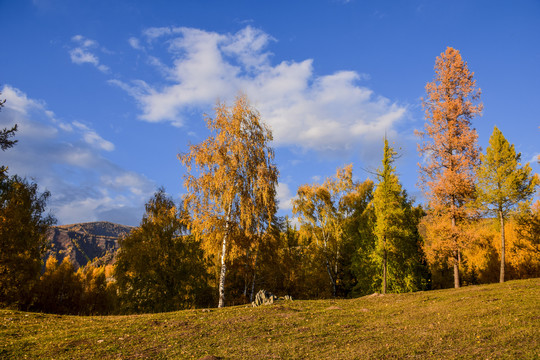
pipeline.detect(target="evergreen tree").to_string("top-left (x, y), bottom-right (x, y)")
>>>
top-left (0, 103), bottom-right (55, 308)
top-left (0, 92), bottom-right (17, 151)
top-left (371, 138), bottom-right (429, 293)
top-left (0, 175), bottom-right (55, 309)
top-left (476, 126), bottom-right (538, 282)
top-left (114, 189), bottom-right (212, 313)
top-left (0, 124), bottom-right (17, 152)
top-left (372, 138), bottom-right (408, 293)
top-left (0, 89), bottom-right (18, 177)
top-left (0, 90), bottom-right (17, 151)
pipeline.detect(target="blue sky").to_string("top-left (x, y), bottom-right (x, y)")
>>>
top-left (1, 0), bottom-right (538, 226)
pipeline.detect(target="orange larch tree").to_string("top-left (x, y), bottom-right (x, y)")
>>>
top-left (417, 47), bottom-right (482, 288)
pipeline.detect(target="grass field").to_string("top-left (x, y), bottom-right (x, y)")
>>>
top-left (1, 278), bottom-right (539, 359)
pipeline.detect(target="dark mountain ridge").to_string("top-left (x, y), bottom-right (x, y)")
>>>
top-left (46, 221), bottom-right (133, 269)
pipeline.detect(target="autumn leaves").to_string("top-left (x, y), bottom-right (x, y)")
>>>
top-left (179, 96), bottom-right (278, 307)
top-left (180, 47), bottom-right (538, 306)
top-left (418, 47), bottom-right (537, 288)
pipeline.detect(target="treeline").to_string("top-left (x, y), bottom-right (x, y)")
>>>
top-left (1, 47), bottom-right (539, 315)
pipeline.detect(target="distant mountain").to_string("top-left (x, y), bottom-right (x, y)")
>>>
top-left (46, 221), bottom-right (134, 269)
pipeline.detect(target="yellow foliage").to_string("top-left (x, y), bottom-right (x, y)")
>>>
top-left (424, 214), bottom-right (540, 288)
top-left (179, 94), bottom-right (278, 306)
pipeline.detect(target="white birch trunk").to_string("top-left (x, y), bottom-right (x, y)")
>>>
top-left (218, 203), bottom-right (233, 308)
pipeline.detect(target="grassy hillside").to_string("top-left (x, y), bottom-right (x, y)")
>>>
top-left (1, 278), bottom-right (539, 359)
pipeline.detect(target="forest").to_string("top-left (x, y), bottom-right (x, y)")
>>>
top-left (1, 47), bottom-right (539, 315)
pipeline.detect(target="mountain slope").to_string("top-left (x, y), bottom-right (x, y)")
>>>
top-left (46, 221), bottom-right (133, 268)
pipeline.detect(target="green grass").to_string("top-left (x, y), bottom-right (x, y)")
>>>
top-left (1, 278), bottom-right (539, 359)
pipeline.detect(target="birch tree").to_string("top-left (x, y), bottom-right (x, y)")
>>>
top-left (476, 126), bottom-right (538, 282)
top-left (417, 47), bottom-right (482, 288)
top-left (292, 164), bottom-right (365, 297)
top-left (179, 95), bottom-right (278, 308)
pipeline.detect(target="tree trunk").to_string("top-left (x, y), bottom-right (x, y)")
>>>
top-left (325, 258), bottom-right (337, 297)
top-left (249, 249), bottom-right (259, 303)
top-left (243, 250), bottom-right (251, 298)
top-left (321, 232), bottom-right (337, 297)
top-left (249, 227), bottom-right (262, 303)
top-left (218, 232), bottom-right (228, 308)
top-left (452, 214), bottom-right (460, 288)
top-left (383, 236), bottom-right (387, 294)
top-left (335, 245), bottom-right (339, 278)
top-left (218, 203), bottom-right (233, 308)
top-left (499, 209), bottom-right (506, 283)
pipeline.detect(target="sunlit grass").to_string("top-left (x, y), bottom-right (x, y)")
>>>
top-left (1, 278), bottom-right (539, 359)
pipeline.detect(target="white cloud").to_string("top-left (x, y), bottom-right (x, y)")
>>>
top-left (97, 64), bottom-right (109, 73)
top-left (69, 35), bottom-right (109, 73)
top-left (221, 26), bottom-right (275, 69)
top-left (276, 182), bottom-right (294, 210)
top-left (288, 216), bottom-right (301, 230)
top-left (128, 37), bottom-right (143, 50)
top-left (70, 48), bottom-right (99, 65)
top-left (71, 35), bottom-right (97, 47)
top-left (72, 121), bottom-right (115, 151)
top-left (1, 86), bottom-right (46, 116)
top-left (142, 26), bottom-right (178, 41)
top-left (101, 173), bottom-right (150, 196)
top-left (0, 85), bottom-right (154, 225)
top-left (113, 26), bottom-right (407, 158)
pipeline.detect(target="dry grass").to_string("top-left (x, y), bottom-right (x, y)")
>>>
top-left (1, 278), bottom-right (539, 359)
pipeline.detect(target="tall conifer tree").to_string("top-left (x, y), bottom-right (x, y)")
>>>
top-left (372, 138), bottom-right (408, 294)
top-left (417, 47), bottom-right (482, 288)
top-left (476, 126), bottom-right (538, 282)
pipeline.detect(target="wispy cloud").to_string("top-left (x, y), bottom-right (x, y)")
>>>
top-left (0, 85), bottom-right (154, 225)
top-left (69, 35), bottom-right (110, 73)
top-left (128, 37), bottom-right (143, 50)
top-left (113, 26), bottom-right (407, 158)
top-left (72, 121), bottom-right (115, 152)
